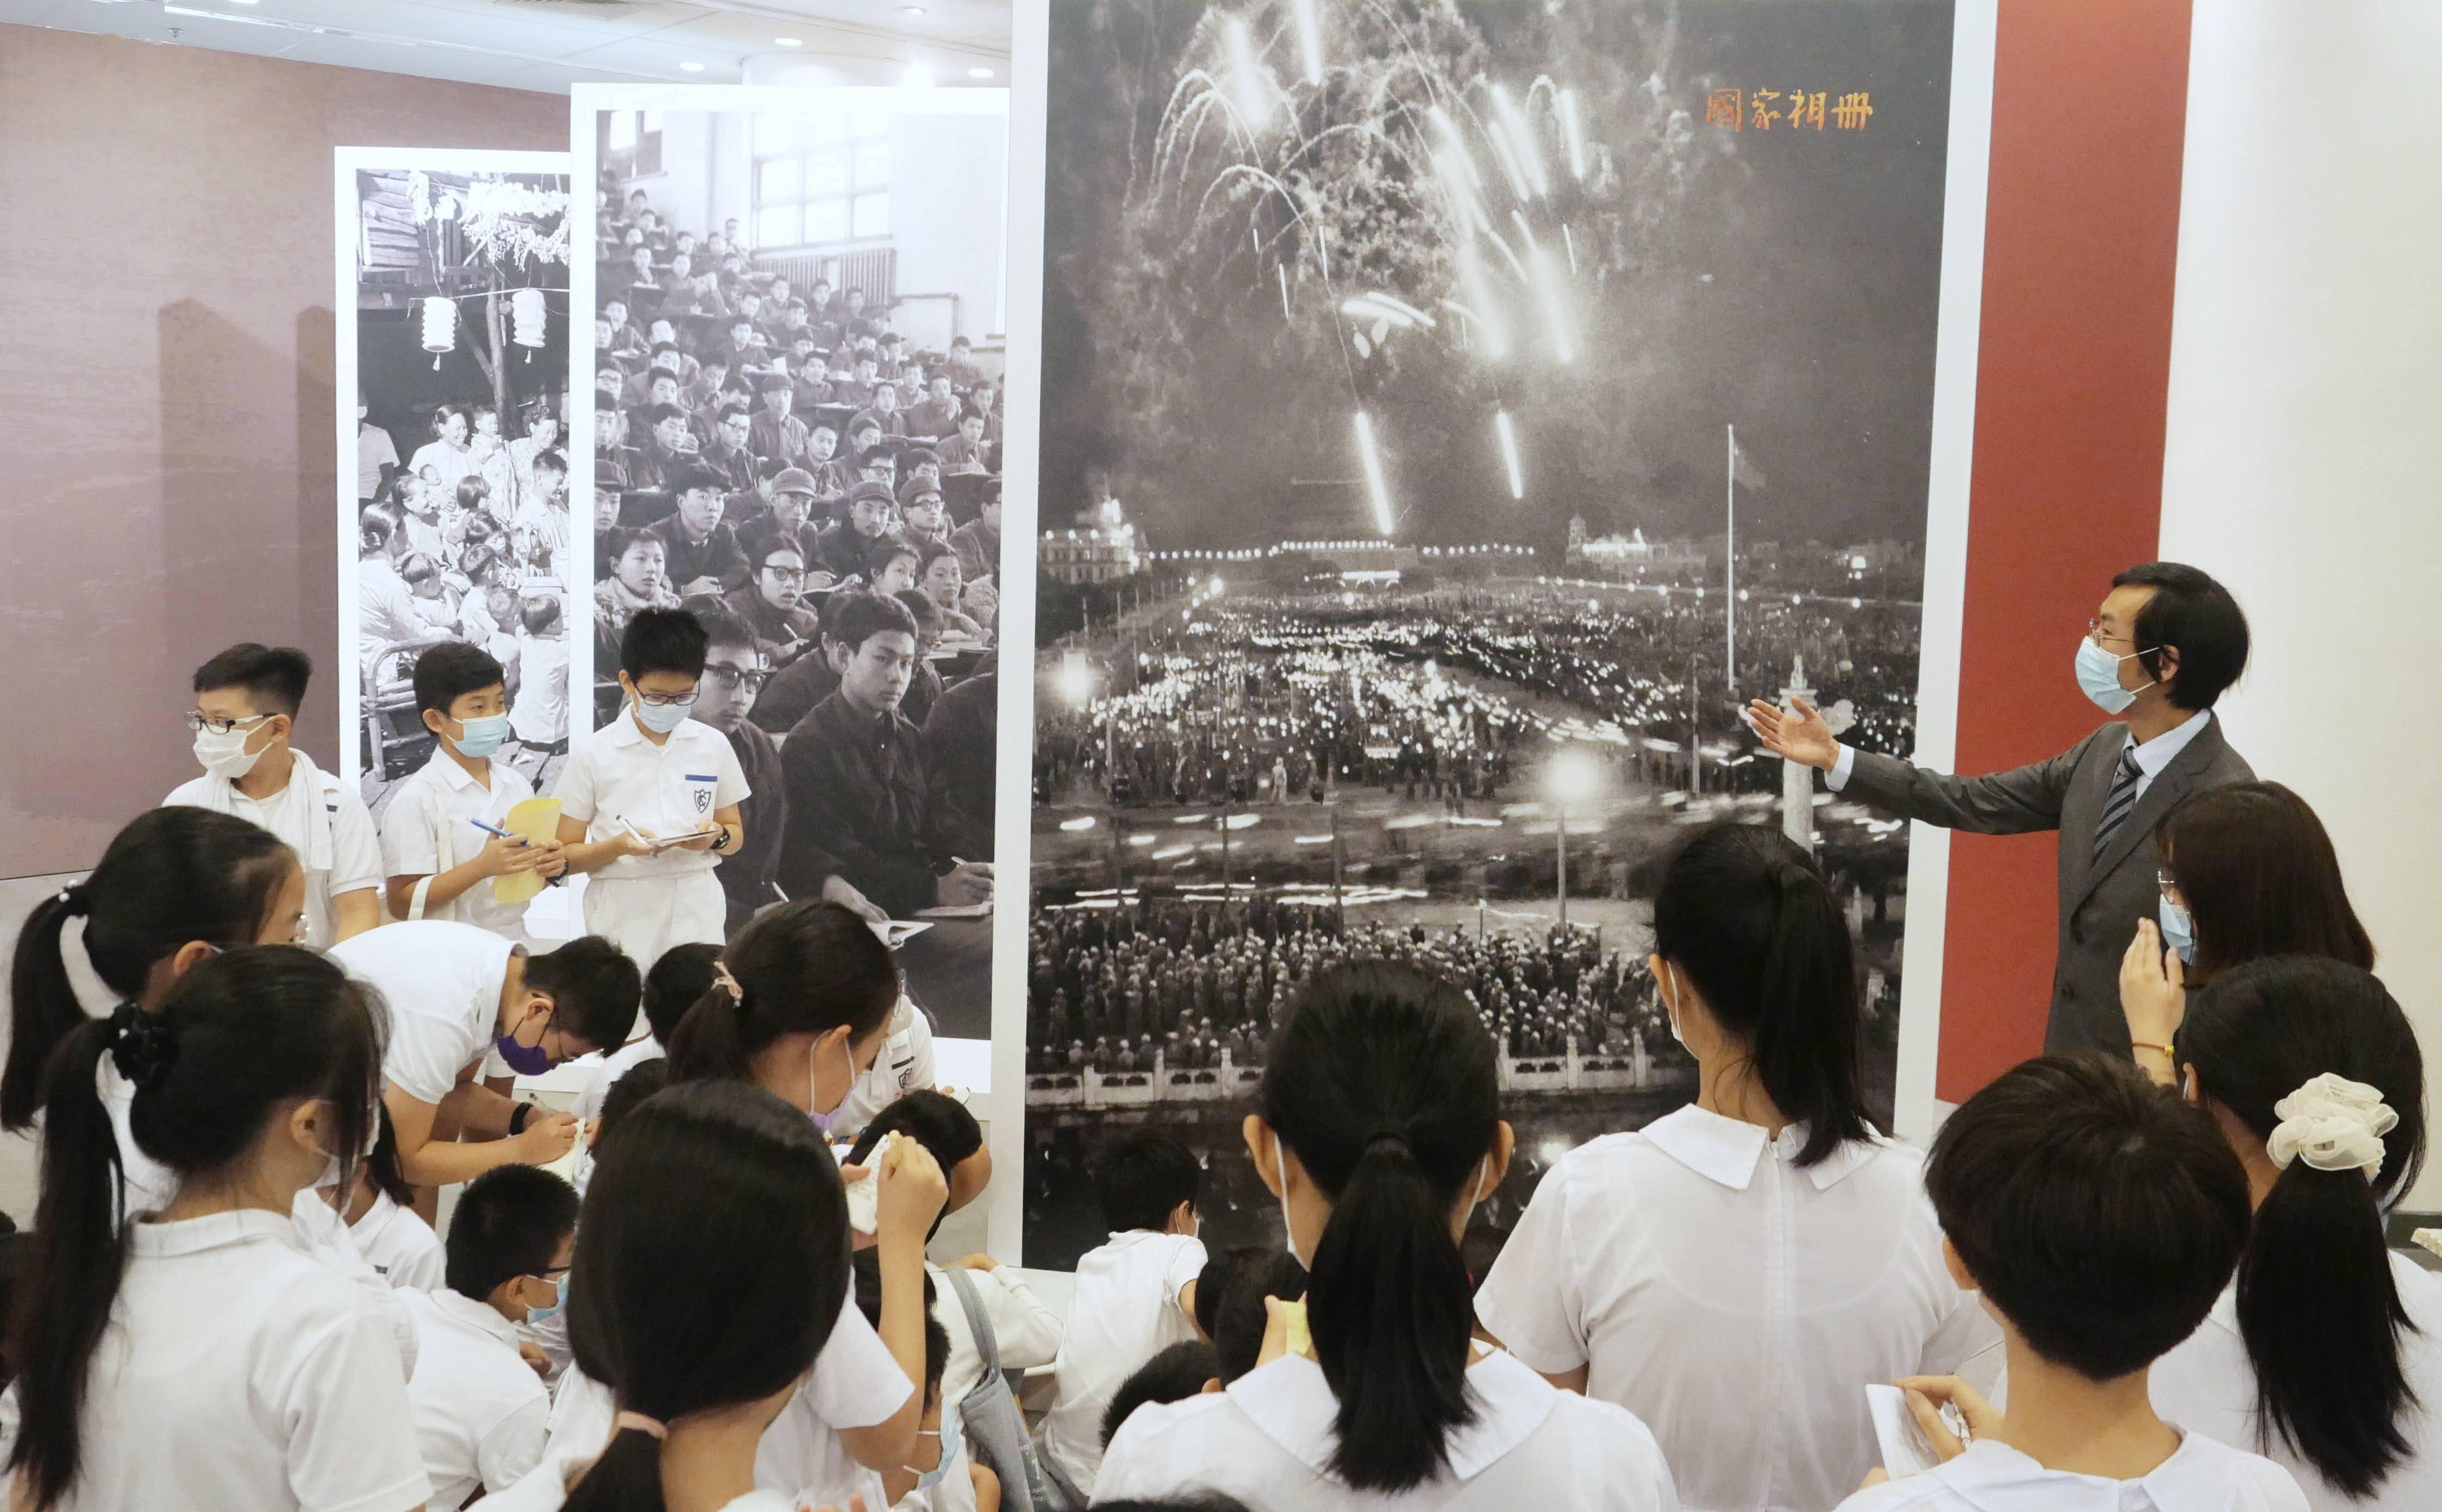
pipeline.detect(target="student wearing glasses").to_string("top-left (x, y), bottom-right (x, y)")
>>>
top-left (551, 608), bottom-right (749, 968)
top-left (724, 538), bottom-right (823, 669)
top-left (685, 606), bottom-right (790, 936)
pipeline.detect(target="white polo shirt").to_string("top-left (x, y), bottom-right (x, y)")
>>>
top-left (330, 920), bottom-right (517, 1105)
top-left (1037, 1227), bottom-right (1208, 1497)
top-left (2149, 1251), bottom-right (2442, 1512)
top-left (404, 1288), bottom-right (551, 1510)
top-left (378, 749), bottom-right (539, 938)
top-left (567, 1031), bottom-right (663, 1194)
top-left (1097, 1347), bottom-right (1678, 1511)
top-left (931, 1259), bottom-right (1063, 1416)
top-left (165, 753), bottom-right (383, 948)
top-left (834, 997), bottom-right (938, 1139)
top-left (552, 708), bottom-right (749, 881)
top-left (545, 1291), bottom-right (911, 1508)
top-left (1476, 1105), bottom-right (1997, 1512)
top-left (1834, 1430), bottom-right (2306, 1511)
top-left (57, 1209), bottom-right (430, 1512)
top-left (352, 1191), bottom-right (446, 1292)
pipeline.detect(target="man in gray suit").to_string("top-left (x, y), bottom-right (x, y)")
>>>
top-left (1746, 562), bottom-right (2253, 1055)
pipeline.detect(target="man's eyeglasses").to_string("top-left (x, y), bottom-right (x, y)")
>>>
top-left (761, 566), bottom-right (809, 584)
top-left (703, 665), bottom-right (769, 694)
top-left (635, 688), bottom-right (698, 708)
top-left (185, 711), bottom-right (274, 735)
top-left (2087, 617), bottom-right (2143, 651)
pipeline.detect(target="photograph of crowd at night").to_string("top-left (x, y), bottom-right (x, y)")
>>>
top-left (1024, 0), bottom-right (1957, 1266)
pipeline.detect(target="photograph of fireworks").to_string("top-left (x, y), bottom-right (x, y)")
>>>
top-left (1024, 0), bottom-right (1957, 1268)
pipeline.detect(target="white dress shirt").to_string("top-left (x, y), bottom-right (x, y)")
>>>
top-left (404, 1287), bottom-right (552, 1510)
top-left (165, 747), bottom-right (383, 949)
top-left (1097, 1347), bottom-right (1679, 1511)
top-left (378, 749), bottom-right (539, 938)
top-left (1036, 1228), bottom-right (1208, 1498)
top-left (567, 1031), bottom-right (662, 1194)
top-left (52, 1210), bottom-right (429, 1512)
top-left (552, 710), bottom-right (749, 883)
top-left (1834, 1429), bottom-right (2306, 1511)
top-left (1476, 1105), bottom-right (1998, 1512)
top-left (931, 1259), bottom-right (1063, 1415)
top-left (330, 920), bottom-right (517, 1105)
top-left (2149, 1251), bottom-right (2442, 1511)
top-left (350, 1190), bottom-right (446, 1291)
top-left (835, 996), bottom-right (938, 1139)
top-left (1828, 709), bottom-right (2213, 805)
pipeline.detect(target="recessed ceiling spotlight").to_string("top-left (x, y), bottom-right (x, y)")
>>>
top-left (897, 4), bottom-right (927, 15)
top-left (775, 36), bottom-right (803, 47)
top-left (680, 61), bottom-right (705, 72)
top-left (968, 66), bottom-right (995, 79)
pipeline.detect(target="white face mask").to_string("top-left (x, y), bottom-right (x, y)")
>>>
top-left (193, 720), bottom-right (271, 781)
top-left (1659, 962), bottom-right (1689, 1049)
top-left (807, 1029), bottom-right (854, 1132)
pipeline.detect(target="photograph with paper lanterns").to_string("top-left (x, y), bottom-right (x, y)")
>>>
top-left (1024, 0), bottom-right (1954, 1266)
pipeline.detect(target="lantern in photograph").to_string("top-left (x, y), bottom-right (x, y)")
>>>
top-left (511, 287), bottom-right (547, 362)
top-left (420, 296), bottom-right (455, 369)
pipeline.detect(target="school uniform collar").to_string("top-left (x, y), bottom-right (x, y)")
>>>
top-left (1924, 1427), bottom-right (2227, 1505)
top-left (127, 1208), bottom-right (297, 1258)
top-left (1641, 1102), bottom-right (1887, 1193)
top-left (427, 1287), bottom-right (525, 1350)
top-left (427, 750), bottom-right (489, 793)
top-left (1226, 1348), bottom-right (1556, 1484)
top-left (603, 708), bottom-right (705, 749)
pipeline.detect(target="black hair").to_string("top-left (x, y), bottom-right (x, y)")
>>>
top-left (445, 1164), bottom-right (580, 1302)
top-left (664, 901), bottom-right (898, 1087)
top-left (1194, 1245), bottom-right (1257, 1342)
top-left (1094, 1502), bottom-right (1253, 1512)
top-left (687, 605), bottom-right (760, 657)
top-left (534, 448), bottom-right (568, 478)
top-left (1212, 1250), bottom-right (1308, 1385)
top-left (866, 536), bottom-right (921, 579)
top-left (808, 419), bottom-right (840, 438)
top-left (1651, 823), bottom-right (1869, 1166)
top-left (1102, 1341), bottom-right (1219, 1448)
top-left (619, 606), bottom-right (710, 683)
top-left (2177, 957), bottom-right (2426, 1496)
top-left (672, 464), bottom-right (730, 500)
top-left (1260, 961), bottom-right (1497, 1491)
top-left (365, 1101), bottom-right (417, 1209)
top-left (857, 443), bottom-right (894, 469)
top-left (1927, 1053), bottom-right (2250, 1382)
top-left (2157, 783), bottom-right (2374, 983)
top-left (523, 937), bottom-right (643, 1056)
top-left (641, 401), bottom-right (685, 429)
top-left (2112, 561), bottom-right (2251, 710)
top-left (642, 943), bottom-right (722, 1047)
top-left (1094, 1131), bottom-right (1200, 1234)
top-left (411, 641), bottom-right (506, 719)
top-left (4, 808), bottom-right (297, 1129)
top-left (896, 588), bottom-right (943, 633)
top-left (848, 1250), bottom-right (949, 1410)
top-left (825, 591), bottom-right (919, 654)
top-left (7, 946), bottom-right (384, 1510)
top-left (846, 1089), bottom-right (981, 1242)
top-left (596, 1059), bottom-right (673, 1150)
top-left (752, 537), bottom-right (810, 574)
top-left (563, 1081), bottom-right (849, 1512)
top-left (522, 595), bottom-right (565, 636)
top-left (191, 642), bottom-right (312, 718)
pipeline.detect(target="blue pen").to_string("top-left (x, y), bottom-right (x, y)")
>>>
top-left (469, 818), bottom-right (528, 843)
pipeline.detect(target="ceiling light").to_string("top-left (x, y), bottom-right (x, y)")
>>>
top-left (775, 36), bottom-right (802, 47)
top-left (679, 61), bottom-right (705, 72)
top-left (968, 66), bottom-right (995, 79)
top-left (896, 4), bottom-right (927, 14)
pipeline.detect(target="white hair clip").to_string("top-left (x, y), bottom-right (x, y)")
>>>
top-left (2266, 1072), bottom-right (2397, 1182)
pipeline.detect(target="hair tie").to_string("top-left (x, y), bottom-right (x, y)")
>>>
top-left (2267, 1072), bottom-right (2397, 1182)
top-left (613, 1411), bottom-right (668, 1440)
top-left (1364, 1129), bottom-right (1412, 1156)
top-left (712, 962), bottom-right (745, 1005)
top-left (106, 1002), bottom-right (180, 1091)
top-left (54, 884), bottom-right (86, 915)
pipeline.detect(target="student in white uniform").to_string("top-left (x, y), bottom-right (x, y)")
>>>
top-left (167, 643), bottom-right (383, 945)
top-left (569, 943), bottom-right (716, 1193)
top-left (1037, 1131), bottom-right (1209, 1504)
top-left (554, 607), bottom-right (749, 969)
top-left (1476, 824), bottom-right (1995, 1512)
top-left (381, 642), bottom-right (566, 936)
top-left (847, 1254), bottom-right (991, 1512)
top-left (7, 946), bottom-right (430, 1512)
top-left (337, 1107), bottom-right (447, 1290)
top-left (507, 1081), bottom-right (923, 1512)
top-left (331, 920), bottom-right (638, 1191)
top-left (406, 1164), bottom-right (580, 1508)
top-left (835, 994), bottom-right (940, 1139)
top-left (2147, 958), bottom-right (2442, 1510)
top-left (1838, 1055), bottom-right (2302, 1512)
top-left (1097, 962), bottom-right (1678, 1512)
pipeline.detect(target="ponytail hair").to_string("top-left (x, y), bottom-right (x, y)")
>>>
top-left (1260, 962), bottom-right (1497, 1492)
top-left (4, 808), bottom-right (297, 1129)
top-left (563, 1081), bottom-right (849, 1512)
top-left (1651, 822), bottom-right (1869, 1165)
top-left (663, 901), bottom-right (898, 1085)
top-left (2178, 956), bottom-right (2424, 1497)
top-left (6, 945), bottom-right (383, 1511)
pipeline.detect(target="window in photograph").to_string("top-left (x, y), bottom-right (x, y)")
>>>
top-left (752, 106), bottom-right (890, 250)
top-left (603, 110), bottom-right (663, 179)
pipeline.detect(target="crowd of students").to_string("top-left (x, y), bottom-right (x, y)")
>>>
top-left (1, 553), bottom-right (2437, 1512)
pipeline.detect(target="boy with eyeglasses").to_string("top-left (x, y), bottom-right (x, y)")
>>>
top-left (685, 606), bottom-right (790, 935)
top-left (550, 607), bottom-right (747, 967)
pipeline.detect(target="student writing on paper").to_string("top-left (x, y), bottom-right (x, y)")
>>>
top-left (381, 642), bottom-right (565, 936)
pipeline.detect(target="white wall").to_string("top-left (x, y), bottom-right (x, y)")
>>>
top-left (890, 111), bottom-right (1009, 345)
top-left (2158, 2), bottom-right (2442, 1202)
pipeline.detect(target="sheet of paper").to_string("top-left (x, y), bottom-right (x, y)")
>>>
top-left (912, 902), bottom-right (993, 920)
top-left (1866, 1384), bottom-right (1943, 1479)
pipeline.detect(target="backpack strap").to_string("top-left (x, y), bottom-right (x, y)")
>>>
top-left (940, 1260), bottom-right (1001, 1376)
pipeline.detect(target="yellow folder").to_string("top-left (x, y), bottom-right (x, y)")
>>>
top-left (491, 796), bottom-right (563, 906)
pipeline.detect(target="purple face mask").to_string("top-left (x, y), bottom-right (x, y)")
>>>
top-left (496, 1012), bottom-right (554, 1076)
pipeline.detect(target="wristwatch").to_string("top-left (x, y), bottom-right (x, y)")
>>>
top-left (509, 1102), bottom-right (535, 1135)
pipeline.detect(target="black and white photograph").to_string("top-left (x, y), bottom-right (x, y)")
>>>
top-left (1025, 0), bottom-right (1958, 1267)
top-left (340, 153), bottom-right (576, 819)
top-left (575, 88), bottom-right (1011, 1040)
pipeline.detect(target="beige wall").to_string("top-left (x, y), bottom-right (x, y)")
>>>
top-left (0, 24), bottom-right (566, 877)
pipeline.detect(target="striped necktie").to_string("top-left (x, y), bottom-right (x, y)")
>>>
top-left (2093, 744), bottom-right (2145, 859)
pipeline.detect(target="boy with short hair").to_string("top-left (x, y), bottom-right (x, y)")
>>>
top-left (1839, 1055), bottom-right (2303, 1511)
top-left (168, 642), bottom-right (383, 944)
top-left (381, 642), bottom-right (564, 935)
top-left (1036, 1131), bottom-right (1209, 1502)
top-left (552, 607), bottom-right (750, 967)
top-left (508, 594), bottom-right (569, 764)
top-left (404, 1164), bottom-right (581, 1508)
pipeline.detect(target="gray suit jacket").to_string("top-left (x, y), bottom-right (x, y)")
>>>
top-left (1842, 717), bottom-right (2254, 1054)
